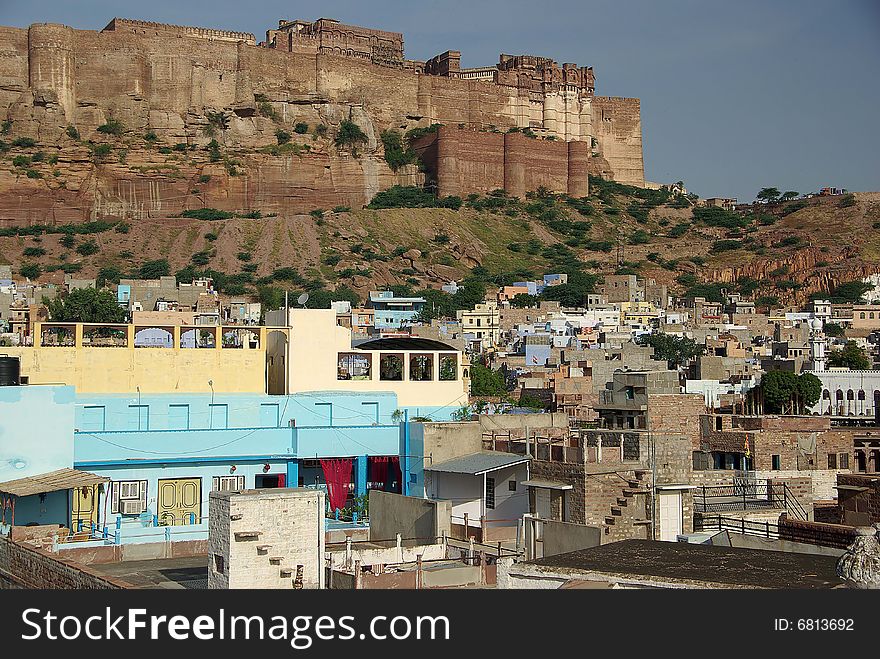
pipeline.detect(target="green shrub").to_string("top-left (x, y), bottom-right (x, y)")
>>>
top-left (711, 239), bottom-right (744, 252)
top-left (630, 230), bottom-right (651, 245)
top-left (12, 137), bottom-right (36, 148)
top-left (76, 239), bottom-right (99, 256)
top-left (20, 263), bottom-right (41, 279)
top-left (780, 200), bottom-right (809, 216)
top-left (668, 223), bottom-right (690, 238)
top-left (774, 236), bottom-right (802, 248)
top-left (173, 143), bottom-right (188, 152)
top-left (97, 118), bottom-right (124, 136)
top-left (275, 129), bottom-right (291, 145)
top-left (236, 251), bottom-right (252, 261)
top-left (12, 155), bottom-right (30, 168)
top-left (144, 131), bottom-right (158, 142)
top-left (314, 124), bottom-right (328, 138)
top-left (838, 194), bottom-right (856, 209)
top-left (693, 206), bottom-right (748, 229)
top-left (91, 143), bottom-right (112, 161)
top-left (179, 208), bottom-right (234, 221)
top-left (23, 246), bottom-right (46, 257)
top-left (158, 146), bottom-right (172, 154)
top-left (294, 122), bottom-right (309, 134)
top-left (205, 232), bottom-right (218, 241)
top-left (257, 101), bottom-right (279, 121)
top-left (199, 174), bottom-right (211, 184)
top-left (368, 185), bottom-right (460, 210)
top-left (60, 234), bottom-right (76, 249)
top-left (332, 205), bottom-right (351, 213)
top-left (114, 222), bottom-right (130, 234)
top-left (380, 129), bottom-right (418, 171)
top-left (310, 209), bottom-right (325, 219)
top-left (335, 120), bottom-right (368, 154)
top-left (191, 251), bottom-right (211, 266)
top-left (206, 139), bottom-right (221, 162)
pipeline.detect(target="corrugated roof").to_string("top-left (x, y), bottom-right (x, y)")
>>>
top-left (425, 452), bottom-right (529, 475)
top-left (0, 468), bottom-right (108, 497)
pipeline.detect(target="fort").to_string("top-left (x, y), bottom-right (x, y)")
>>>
top-left (0, 16), bottom-right (644, 217)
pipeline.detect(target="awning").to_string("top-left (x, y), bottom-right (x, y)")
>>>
top-left (426, 452), bottom-right (529, 476)
top-left (522, 479), bottom-right (573, 491)
top-left (0, 468), bottom-right (109, 498)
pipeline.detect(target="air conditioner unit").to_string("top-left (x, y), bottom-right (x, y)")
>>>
top-left (121, 500), bottom-right (142, 515)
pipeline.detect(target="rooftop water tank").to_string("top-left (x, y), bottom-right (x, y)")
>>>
top-left (0, 355), bottom-right (21, 386)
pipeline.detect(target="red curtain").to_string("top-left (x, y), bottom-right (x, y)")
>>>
top-left (320, 458), bottom-right (352, 512)
top-left (370, 457), bottom-right (389, 489)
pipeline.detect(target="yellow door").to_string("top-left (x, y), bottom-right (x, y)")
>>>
top-left (157, 478), bottom-right (201, 526)
top-left (71, 484), bottom-right (100, 536)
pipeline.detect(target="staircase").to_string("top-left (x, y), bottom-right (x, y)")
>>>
top-left (601, 469), bottom-right (652, 541)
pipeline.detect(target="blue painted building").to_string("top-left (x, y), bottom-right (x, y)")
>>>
top-left (368, 291), bottom-right (426, 329)
top-left (1, 384), bottom-right (439, 543)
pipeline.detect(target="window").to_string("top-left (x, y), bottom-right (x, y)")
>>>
top-left (337, 352), bottom-right (371, 380)
top-left (379, 354), bottom-right (403, 381)
top-left (409, 354), bottom-right (434, 381)
top-left (828, 453), bottom-right (837, 469)
top-left (111, 480), bottom-right (147, 516)
top-left (508, 480), bottom-right (517, 492)
top-left (213, 553), bottom-right (225, 575)
top-left (715, 416), bottom-right (723, 431)
top-left (485, 477), bottom-right (495, 509)
top-left (439, 354), bottom-right (457, 381)
top-left (839, 453), bottom-right (850, 470)
top-left (212, 475), bottom-right (245, 492)
top-left (771, 454), bottom-right (781, 470)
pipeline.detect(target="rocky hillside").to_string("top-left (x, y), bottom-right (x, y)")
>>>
top-left (0, 127), bottom-right (878, 308)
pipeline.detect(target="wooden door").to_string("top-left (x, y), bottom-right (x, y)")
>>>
top-left (157, 478), bottom-right (201, 526)
top-left (71, 484), bottom-right (101, 534)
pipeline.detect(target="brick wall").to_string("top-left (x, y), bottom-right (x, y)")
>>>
top-left (648, 394), bottom-right (705, 449)
top-left (0, 536), bottom-right (128, 589)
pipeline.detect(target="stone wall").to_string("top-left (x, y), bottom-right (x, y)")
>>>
top-left (413, 126), bottom-right (589, 199)
top-left (0, 535), bottom-right (128, 589)
top-left (208, 488), bottom-right (325, 589)
top-left (590, 96), bottom-right (644, 186)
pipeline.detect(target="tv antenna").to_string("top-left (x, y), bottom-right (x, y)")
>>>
top-left (297, 293), bottom-right (309, 308)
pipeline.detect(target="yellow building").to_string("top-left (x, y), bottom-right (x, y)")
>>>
top-left (4, 322), bottom-right (278, 394)
top-left (618, 301), bottom-right (661, 327)
top-left (266, 309), bottom-right (469, 409)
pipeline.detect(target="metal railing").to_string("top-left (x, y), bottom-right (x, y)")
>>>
top-left (696, 515), bottom-right (855, 549)
top-left (694, 480), bottom-right (808, 521)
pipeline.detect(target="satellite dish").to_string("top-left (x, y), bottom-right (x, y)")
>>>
top-left (297, 293), bottom-right (309, 307)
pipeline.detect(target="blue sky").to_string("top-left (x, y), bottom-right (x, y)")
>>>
top-left (2, 0), bottom-right (878, 200)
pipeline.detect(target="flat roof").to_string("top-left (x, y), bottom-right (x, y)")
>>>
top-left (426, 452), bottom-right (529, 476)
top-left (526, 539), bottom-right (843, 589)
top-left (0, 468), bottom-right (108, 497)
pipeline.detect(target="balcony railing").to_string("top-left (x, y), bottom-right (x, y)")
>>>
top-left (694, 480), bottom-right (808, 520)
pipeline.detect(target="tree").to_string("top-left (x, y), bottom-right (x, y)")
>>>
top-left (637, 332), bottom-right (705, 367)
top-left (509, 293), bottom-right (539, 308)
top-left (469, 363), bottom-right (507, 396)
top-left (48, 287), bottom-right (125, 323)
top-left (826, 280), bottom-right (871, 304)
top-left (828, 341), bottom-right (870, 370)
top-left (824, 322), bottom-right (845, 338)
top-left (780, 191), bottom-right (799, 202)
top-left (756, 187), bottom-right (781, 203)
top-left (138, 259), bottom-right (170, 279)
top-left (761, 371), bottom-right (822, 414)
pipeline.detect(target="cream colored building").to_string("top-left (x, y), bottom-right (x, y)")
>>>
top-left (266, 309), bottom-right (469, 409)
top-left (456, 301), bottom-right (501, 348)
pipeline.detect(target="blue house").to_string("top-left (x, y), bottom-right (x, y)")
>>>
top-left (368, 291), bottom-right (426, 329)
